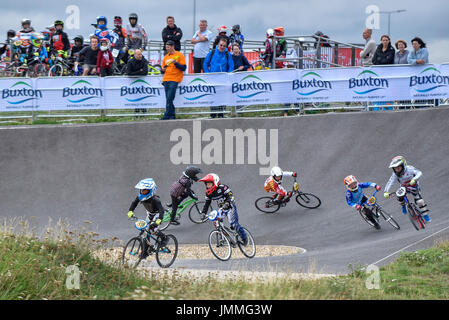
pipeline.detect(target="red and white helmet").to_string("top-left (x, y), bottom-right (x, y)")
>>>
top-left (266, 28), bottom-right (274, 38)
top-left (218, 25), bottom-right (228, 34)
top-left (344, 175), bottom-right (358, 192)
top-left (199, 173), bottom-right (220, 195)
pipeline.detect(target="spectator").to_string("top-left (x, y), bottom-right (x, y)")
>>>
top-left (203, 38), bottom-right (234, 118)
top-left (75, 35), bottom-right (100, 76)
top-left (394, 40), bottom-right (409, 64)
top-left (126, 13), bottom-right (148, 50)
top-left (50, 20), bottom-right (70, 58)
top-left (231, 43), bottom-right (250, 72)
top-left (313, 31), bottom-right (331, 48)
top-left (212, 26), bottom-right (230, 50)
top-left (360, 28), bottom-right (376, 66)
top-left (162, 16), bottom-right (183, 53)
top-left (229, 24), bottom-right (244, 50)
top-left (97, 38), bottom-right (113, 77)
top-left (273, 27), bottom-right (287, 68)
top-left (372, 35), bottom-right (395, 65)
top-left (126, 49), bottom-right (148, 75)
top-left (126, 49), bottom-right (149, 116)
top-left (408, 37), bottom-right (429, 65)
top-left (263, 28), bottom-right (275, 67)
top-left (0, 30), bottom-right (16, 58)
top-left (161, 40), bottom-right (186, 120)
top-left (191, 19), bottom-right (212, 73)
top-left (93, 16), bottom-right (119, 48)
top-left (112, 16), bottom-right (128, 64)
top-left (19, 18), bottom-right (35, 33)
top-left (70, 35), bottom-right (87, 60)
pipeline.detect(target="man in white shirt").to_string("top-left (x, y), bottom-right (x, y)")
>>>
top-left (360, 29), bottom-right (376, 66)
top-left (191, 19), bottom-right (212, 73)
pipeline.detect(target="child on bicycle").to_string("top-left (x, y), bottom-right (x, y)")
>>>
top-left (344, 175), bottom-right (382, 228)
top-left (199, 173), bottom-right (248, 245)
top-left (264, 166), bottom-right (297, 205)
top-left (167, 166), bottom-right (202, 225)
top-left (127, 178), bottom-right (166, 258)
top-left (383, 156), bottom-right (430, 222)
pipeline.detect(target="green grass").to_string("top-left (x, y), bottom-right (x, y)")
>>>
top-left (1, 218), bottom-right (447, 300)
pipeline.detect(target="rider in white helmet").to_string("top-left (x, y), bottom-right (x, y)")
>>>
top-left (384, 156), bottom-right (430, 222)
top-left (264, 166), bottom-right (297, 205)
top-left (127, 178), bottom-right (167, 257)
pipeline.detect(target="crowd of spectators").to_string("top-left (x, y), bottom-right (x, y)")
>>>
top-left (360, 28), bottom-right (429, 66)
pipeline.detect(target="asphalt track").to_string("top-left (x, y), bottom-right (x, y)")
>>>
top-left (1, 107), bottom-right (449, 275)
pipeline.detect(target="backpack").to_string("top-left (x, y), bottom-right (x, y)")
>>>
top-left (207, 48), bottom-right (229, 72)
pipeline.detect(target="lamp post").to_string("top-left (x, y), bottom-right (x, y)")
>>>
top-left (193, 0), bottom-right (197, 36)
top-left (379, 9), bottom-right (406, 36)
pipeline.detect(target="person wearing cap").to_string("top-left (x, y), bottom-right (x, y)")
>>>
top-left (162, 16), bottom-right (183, 53)
top-left (161, 40), bottom-right (186, 120)
top-left (394, 40), bottom-right (409, 65)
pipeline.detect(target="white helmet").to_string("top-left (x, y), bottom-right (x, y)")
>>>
top-left (135, 178), bottom-right (157, 201)
top-left (266, 28), bottom-right (274, 38)
top-left (271, 166), bottom-right (283, 179)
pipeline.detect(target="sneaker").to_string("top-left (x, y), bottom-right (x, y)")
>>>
top-left (242, 237), bottom-right (248, 246)
top-left (170, 220), bottom-right (180, 225)
top-left (423, 214), bottom-right (431, 222)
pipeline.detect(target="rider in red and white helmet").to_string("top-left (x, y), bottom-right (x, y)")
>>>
top-left (264, 166), bottom-right (297, 204)
top-left (212, 25), bottom-right (230, 49)
top-left (199, 173), bottom-right (248, 245)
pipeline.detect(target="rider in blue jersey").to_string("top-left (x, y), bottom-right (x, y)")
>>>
top-left (93, 16), bottom-right (118, 47)
top-left (345, 175), bottom-right (381, 229)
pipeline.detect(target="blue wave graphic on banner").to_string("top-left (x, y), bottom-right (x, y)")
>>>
top-left (125, 95), bottom-right (156, 102)
top-left (297, 89), bottom-right (328, 96)
top-left (237, 91), bottom-right (267, 99)
top-left (415, 85), bottom-right (446, 93)
top-left (354, 88), bottom-right (384, 95)
top-left (184, 94), bottom-right (212, 101)
top-left (7, 98), bottom-right (36, 105)
top-left (68, 97), bottom-right (97, 103)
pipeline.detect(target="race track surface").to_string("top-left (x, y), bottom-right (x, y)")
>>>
top-left (1, 107), bottom-right (449, 274)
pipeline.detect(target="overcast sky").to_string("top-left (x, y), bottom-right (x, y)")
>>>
top-left (1, 0), bottom-right (448, 62)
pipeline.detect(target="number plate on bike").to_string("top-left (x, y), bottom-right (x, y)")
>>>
top-left (294, 182), bottom-right (299, 192)
top-left (135, 219), bottom-right (148, 230)
top-left (368, 197), bottom-right (376, 205)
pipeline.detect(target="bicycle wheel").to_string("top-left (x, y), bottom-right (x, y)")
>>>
top-left (295, 192), bottom-right (321, 209)
top-left (158, 211), bottom-right (172, 231)
top-left (121, 237), bottom-right (144, 268)
top-left (237, 227), bottom-right (256, 258)
top-left (378, 207), bottom-right (400, 230)
top-left (359, 209), bottom-right (380, 230)
top-left (49, 64), bottom-right (64, 77)
top-left (254, 196), bottom-right (280, 214)
top-left (208, 230), bottom-right (232, 261)
top-left (34, 63), bottom-right (50, 77)
top-left (407, 204), bottom-right (423, 230)
top-left (188, 201), bottom-right (213, 224)
top-left (156, 234), bottom-right (178, 268)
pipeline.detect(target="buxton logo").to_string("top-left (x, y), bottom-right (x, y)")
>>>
top-left (232, 74), bottom-right (272, 99)
top-left (178, 78), bottom-right (216, 100)
top-left (409, 67), bottom-right (449, 93)
top-left (349, 70), bottom-right (389, 95)
top-left (2, 81), bottom-right (42, 105)
top-left (63, 80), bottom-right (102, 103)
top-left (120, 79), bottom-right (161, 102)
top-left (293, 71), bottom-right (332, 96)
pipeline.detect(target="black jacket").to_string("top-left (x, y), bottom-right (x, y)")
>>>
top-left (372, 44), bottom-right (395, 65)
top-left (129, 195), bottom-right (165, 220)
top-left (162, 24), bottom-right (183, 51)
top-left (232, 54), bottom-right (251, 71)
top-left (126, 56), bottom-right (149, 75)
top-left (76, 46), bottom-right (99, 65)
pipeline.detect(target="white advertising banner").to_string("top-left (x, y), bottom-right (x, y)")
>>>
top-left (1, 64), bottom-right (448, 112)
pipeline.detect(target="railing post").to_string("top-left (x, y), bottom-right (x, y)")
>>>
top-left (334, 43), bottom-right (339, 67)
top-left (351, 47), bottom-right (356, 67)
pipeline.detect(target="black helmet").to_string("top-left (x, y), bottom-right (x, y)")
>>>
top-left (183, 166), bottom-right (202, 181)
top-left (7, 30), bottom-right (16, 38)
top-left (54, 20), bottom-right (64, 29)
top-left (232, 25), bottom-right (240, 33)
top-left (73, 35), bottom-right (84, 44)
top-left (21, 18), bottom-right (31, 26)
top-left (129, 13), bottom-right (138, 22)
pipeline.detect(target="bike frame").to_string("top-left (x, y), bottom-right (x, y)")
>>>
top-left (162, 197), bottom-right (197, 222)
top-left (212, 217), bottom-right (238, 247)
